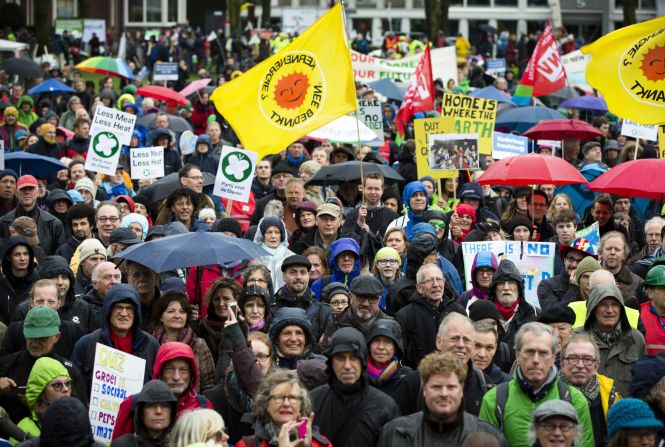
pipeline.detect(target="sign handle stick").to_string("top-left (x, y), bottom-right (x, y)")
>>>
top-left (353, 107), bottom-right (365, 205)
top-left (225, 199), bottom-right (234, 218)
top-left (438, 178), bottom-right (442, 203)
top-left (634, 137), bottom-right (640, 160)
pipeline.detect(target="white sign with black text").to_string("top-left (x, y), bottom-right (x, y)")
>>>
top-left (130, 147), bottom-right (165, 179)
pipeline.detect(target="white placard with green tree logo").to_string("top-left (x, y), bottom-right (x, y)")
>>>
top-left (86, 105), bottom-right (136, 175)
top-left (213, 146), bottom-right (257, 203)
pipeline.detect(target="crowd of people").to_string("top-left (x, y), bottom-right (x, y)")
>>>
top-left (0, 15), bottom-right (660, 447)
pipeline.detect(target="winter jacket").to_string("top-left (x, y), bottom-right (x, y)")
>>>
top-left (110, 380), bottom-right (177, 447)
top-left (387, 235), bottom-right (438, 313)
top-left (311, 238), bottom-right (361, 301)
top-left (342, 203), bottom-right (398, 238)
top-left (489, 260), bottom-right (540, 350)
top-left (55, 235), bottom-right (83, 263)
top-left (16, 96), bottom-right (38, 128)
top-left (1, 316), bottom-right (84, 359)
top-left (387, 181), bottom-right (429, 240)
top-left (71, 284), bottom-right (160, 390)
top-left (111, 342), bottom-right (213, 441)
top-left (191, 100), bottom-right (215, 135)
top-left (0, 206), bottom-right (66, 256)
top-left (576, 283), bottom-right (646, 395)
top-left (613, 264), bottom-right (643, 304)
top-left (272, 287), bottom-right (331, 344)
top-left (235, 421), bottom-right (330, 447)
top-left (479, 375), bottom-right (595, 447)
top-left (0, 237), bottom-right (38, 325)
top-left (37, 255), bottom-right (97, 332)
top-left (0, 122), bottom-right (28, 151)
top-left (395, 146), bottom-right (417, 184)
top-left (378, 410), bottom-right (507, 447)
top-left (185, 140), bottom-right (219, 175)
top-left (26, 137), bottom-right (61, 159)
top-left (148, 128), bottom-right (181, 175)
top-left (396, 291), bottom-right (465, 369)
top-left (80, 285), bottom-right (105, 328)
top-left (62, 135), bottom-right (89, 159)
top-left (268, 307), bottom-right (327, 370)
top-left (186, 262), bottom-right (247, 319)
top-left (537, 269), bottom-right (581, 310)
top-left (253, 218), bottom-right (294, 290)
top-left (458, 250), bottom-right (499, 309)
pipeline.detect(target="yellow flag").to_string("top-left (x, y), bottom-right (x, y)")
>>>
top-left (581, 16), bottom-right (665, 125)
top-left (210, 4), bottom-right (357, 158)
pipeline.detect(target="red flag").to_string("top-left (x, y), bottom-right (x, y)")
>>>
top-left (395, 46), bottom-right (435, 137)
top-left (513, 21), bottom-right (566, 104)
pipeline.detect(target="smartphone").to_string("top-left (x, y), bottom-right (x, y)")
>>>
top-left (228, 301), bottom-right (238, 318)
top-left (298, 419), bottom-right (307, 439)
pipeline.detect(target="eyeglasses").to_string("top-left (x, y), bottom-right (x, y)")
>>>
top-left (330, 299), bottom-right (349, 306)
top-left (270, 394), bottom-right (302, 404)
top-left (186, 175), bottom-right (204, 181)
top-left (97, 216), bottom-right (120, 223)
top-left (565, 255), bottom-right (584, 263)
top-left (430, 221), bottom-right (446, 231)
top-left (377, 259), bottom-right (399, 266)
top-left (476, 268), bottom-right (494, 276)
top-left (418, 277), bottom-right (445, 286)
top-left (113, 304), bottom-right (135, 314)
top-left (626, 430), bottom-right (657, 440)
top-left (49, 380), bottom-right (72, 391)
top-left (539, 422), bottom-right (576, 433)
top-left (563, 355), bottom-right (596, 366)
top-left (255, 354), bottom-right (271, 362)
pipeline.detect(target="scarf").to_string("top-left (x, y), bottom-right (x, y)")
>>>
top-left (469, 285), bottom-right (489, 302)
top-left (109, 329), bottom-right (134, 354)
top-left (559, 370), bottom-right (600, 402)
top-left (494, 299), bottom-right (519, 321)
top-left (248, 318), bottom-right (266, 331)
top-left (287, 152), bottom-right (306, 165)
top-left (152, 325), bottom-right (197, 348)
top-left (259, 420), bottom-right (282, 445)
top-left (516, 365), bottom-right (558, 402)
top-left (367, 356), bottom-right (399, 385)
top-left (592, 321), bottom-right (622, 348)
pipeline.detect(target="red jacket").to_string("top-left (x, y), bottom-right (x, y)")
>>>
top-left (111, 342), bottom-right (213, 440)
top-left (186, 263), bottom-right (247, 318)
top-left (191, 100), bottom-right (215, 135)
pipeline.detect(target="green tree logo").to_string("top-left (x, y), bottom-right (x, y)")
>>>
top-left (221, 151), bottom-right (252, 182)
top-left (92, 132), bottom-right (120, 159)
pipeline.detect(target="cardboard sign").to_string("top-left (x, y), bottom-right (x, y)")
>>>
top-left (462, 241), bottom-right (555, 309)
top-left (427, 133), bottom-right (479, 170)
top-left (357, 99), bottom-right (384, 142)
top-left (440, 93), bottom-right (497, 155)
top-left (493, 132), bottom-right (529, 159)
top-left (86, 106), bottom-right (136, 175)
top-left (89, 344), bottom-right (145, 444)
top-left (130, 146), bottom-right (165, 179)
top-left (621, 119), bottom-right (658, 141)
top-left (153, 63), bottom-right (179, 81)
top-left (213, 146), bottom-right (257, 203)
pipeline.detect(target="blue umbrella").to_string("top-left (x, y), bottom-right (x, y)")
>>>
top-left (113, 231), bottom-right (271, 272)
top-left (495, 106), bottom-right (566, 134)
top-left (555, 163), bottom-right (607, 216)
top-left (27, 78), bottom-right (76, 95)
top-left (5, 152), bottom-right (66, 177)
top-left (470, 85), bottom-right (517, 105)
top-left (367, 78), bottom-right (406, 101)
top-left (559, 95), bottom-right (608, 112)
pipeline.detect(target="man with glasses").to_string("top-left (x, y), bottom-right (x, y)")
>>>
top-left (560, 333), bottom-right (620, 446)
top-left (529, 400), bottom-right (582, 447)
top-left (94, 203), bottom-right (121, 247)
top-left (0, 175), bottom-right (66, 255)
top-left (526, 189), bottom-right (555, 242)
top-left (178, 164), bottom-right (220, 214)
top-left (321, 275), bottom-right (390, 348)
top-left (480, 322), bottom-right (594, 447)
top-left (538, 239), bottom-right (597, 310)
top-left (72, 284), bottom-right (159, 390)
top-left (82, 261), bottom-right (122, 328)
top-left (396, 264), bottom-right (465, 368)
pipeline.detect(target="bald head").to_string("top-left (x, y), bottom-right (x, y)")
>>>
top-left (588, 269), bottom-right (616, 289)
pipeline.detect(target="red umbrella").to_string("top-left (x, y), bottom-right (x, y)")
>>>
top-left (522, 119), bottom-right (604, 140)
top-left (587, 159), bottom-right (665, 200)
top-left (136, 85), bottom-right (187, 105)
top-left (476, 153), bottom-right (587, 186)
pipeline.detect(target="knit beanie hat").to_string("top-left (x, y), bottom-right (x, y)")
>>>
top-left (75, 177), bottom-right (97, 197)
top-left (607, 398), bottom-right (663, 438)
top-left (455, 203), bottom-right (477, 223)
top-left (259, 217), bottom-right (285, 241)
top-left (26, 357), bottom-right (70, 410)
top-left (3, 106), bottom-right (18, 118)
top-left (468, 299), bottom-right (502, 324)
top-left (38, 123), bottom-right (56, 136)
top-left (575, 256), bottom-right (602, 284)
top-left (374, 247), bottom-right (401, 268)
top-left (505, 215), bottom-right (533, 236)
top-left (214, 217), bottom-right (243, 238)
top-left (79, 238), bottom-right (107, 263)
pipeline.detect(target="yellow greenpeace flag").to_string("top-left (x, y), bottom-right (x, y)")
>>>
top-left (210, 4), bottom-right (357, 158)
top-left (582, 16), bottom-right (665, 125)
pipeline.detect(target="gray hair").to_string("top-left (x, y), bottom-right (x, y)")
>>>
top-left (264, 200), bottom-right (284, 219)
top-left (416, 263), bottom-right (444, 284)
top-left (645, 216), bottom-right (665, 233)
top-left (598, 231), bottom-right (629, 261)
top-left (437, 312), bottom-right (474, 339)
top-left (252, 370), bottom-right (312, 422)
top-left (168, 409), bottom-right (225, 447)
top-left (91, 261), bottom-right (118, 283)
top-left (561, 332), bottom-right (600, 362)
top-left (527, 419), bottom-right (581, 446)
top-left (514, 322), bottom-right (559, 354)
top-left (473, 320), bottom-right (498, 343)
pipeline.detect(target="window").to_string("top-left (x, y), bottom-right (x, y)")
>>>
top-left (56, 0), bottom-right (76, 17)
top-left (527, 0), bottom-right (548, 6)
top-left (495, 0), bottom-right (518, 6)
top-left (126, 0), bottom-right (181, 24)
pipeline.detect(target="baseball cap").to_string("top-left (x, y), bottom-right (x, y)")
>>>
top-left (532, 400), bottom-right (579, 424)
top-left (17, 175), bottom-right (38, 190)
top-left (110, 227), bottom-right (141, 246)
top-left (23, 306), bottom-right (60, 339)
top-left (316, 203), bottom-right (342, 218)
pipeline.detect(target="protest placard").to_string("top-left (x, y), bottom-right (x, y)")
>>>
top-left (575, 221), bottom-right (600, 256)
top-left (153, 63), bottom-right (179, 82)
top-left (414, 118), bottom-right (456, 179)
top-left (440, 93), bottom-right (497, 155)
top-left (561, 50), bottom-right (592, 92)
top-left (351, 47), bottom-right (457, 85)
top-left (462, 241), bottom-right (555, 309)
top-left (89, 343), bottom-right (145, 444)
top-left (281, 7), bottom-right (318, 34)
top-left (358, 99), bottom-right (384, 142)
top-left (86, 106), bottom-right (136, 176)
top-left (621, 119), bottom-right (658, 141)
top-left (130, 147), bottom-right (165, 180)
top-left (485, 58), bottom-right (506, 77)
top-left (213, 146), bottom-right (257, 203)
top-left (0, 141), bottom-right (5, 170)
top-left (427, 133), bottom-right (479, 170)
top-left (492, 132), bottom-right (529, 159)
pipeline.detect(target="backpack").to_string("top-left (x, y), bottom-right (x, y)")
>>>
top-left (494, 379), bottom-right (571, 430)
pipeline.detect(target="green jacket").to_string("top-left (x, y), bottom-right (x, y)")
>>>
top-left (479, 377), bottom-right (594, 447)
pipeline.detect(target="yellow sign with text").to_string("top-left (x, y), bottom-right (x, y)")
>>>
top-left (440, 93), bottom-right (497, 155)
top-left (415, 118), bottom-right (457, 179)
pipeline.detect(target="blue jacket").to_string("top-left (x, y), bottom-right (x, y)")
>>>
top-left (402, 181), bottom-right (429, 239)
top-left (311, 238), bottom-right (361, 300)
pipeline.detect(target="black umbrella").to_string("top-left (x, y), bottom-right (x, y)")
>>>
top-left (139, 171), bottom-right (216, 203)
top-left (2, 58), bottom-right (43, 79)
top-left (479, 24), bottom-right (499, 35)
top-left (306, 161), bottom-right (404, 186)
top-left (137, 113), bottom-right (193, 133)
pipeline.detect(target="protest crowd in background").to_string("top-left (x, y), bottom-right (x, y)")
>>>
top-left (0, 7), bottom-right (663, 447)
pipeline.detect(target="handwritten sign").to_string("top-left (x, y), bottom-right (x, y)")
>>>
top-left (440, 93), bottom-right (497, 155)
top-left (89, 344), bottom-right (145, 445)
top-left (462, 241), bottom-right (555, 309)
top-left (130, 146), bottom-right (165, 179)
top-left (358, 99), bottom-right (384, 142)
top-left (213, 146), bottom-right (257, 203)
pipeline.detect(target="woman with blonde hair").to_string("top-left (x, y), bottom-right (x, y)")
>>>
top-left (169, 409), bottom-right (229, 447)
top-left (547, 193), bottom-right (574, 221)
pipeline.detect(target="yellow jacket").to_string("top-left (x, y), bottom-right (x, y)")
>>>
top-left (569, 301), bottom-right (639, 329)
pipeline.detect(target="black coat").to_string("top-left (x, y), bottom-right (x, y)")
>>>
top-left (395, 292), bottom-right (465, 369)
top-left (1, 317), bottom-right (85, 358)
top-left (342, 205), bottom-right (397, 239)
top-left (537, 270), bottom-right (581, 310)
top-left (0, 237), bottom-right (38, 325)
top-left (55, 235), bottom-right (82, 262)
top-left (311, 377), bottom-right (401, 447)
top-left (0, 206), bottom-right (66, 256)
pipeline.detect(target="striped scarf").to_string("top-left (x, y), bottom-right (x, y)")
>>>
top-left (367, 356), bottom-right (399, 385)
